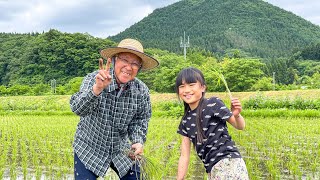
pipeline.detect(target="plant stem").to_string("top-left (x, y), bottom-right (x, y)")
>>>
top-left (219, 74), bottom-right (233, 100)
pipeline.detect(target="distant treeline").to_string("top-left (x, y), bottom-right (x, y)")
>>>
top-left (0, 30), bottom-right (319, 96)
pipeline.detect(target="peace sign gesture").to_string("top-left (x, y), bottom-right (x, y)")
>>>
top-left (93, 58), bottom-right (112, 95)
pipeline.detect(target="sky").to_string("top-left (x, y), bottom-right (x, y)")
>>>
top-left (0, 0), bottom-right (319, 38)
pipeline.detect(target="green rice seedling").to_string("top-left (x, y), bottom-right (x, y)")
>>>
top-left (35, 165), bottom-right (42, 180)
top-left (125, 149), bottom-right (162, 180)
top-left (219, 73), bottom-right (233, 100)
top-left (10, 162), bottom-right (17, 179)
top-left (1, 95), bottom-right (320, 179)
top-left (56, 169), bottom-right (62, 180)
top-left (21, 139), bottom-right (28, 179)
top-left (0, 143), bottom-right (8, 179)
top-left (210, 70), bottom-right (233, 100)
top-left (158, 140), bottom-right (181, 178)
top-left (144, 117), bottom-right (181, 176)
top-left (136, 155), bottom-right (161, 180)
top-left (0, 167), bottom-right (3, 179)
top-left (311, 159), bottom-right (317, 176)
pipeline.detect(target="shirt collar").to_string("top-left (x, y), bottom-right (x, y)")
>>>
top-left (107, 68), bottom-right (135, 93)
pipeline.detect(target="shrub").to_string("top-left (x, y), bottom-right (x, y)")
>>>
top-left (152, 100), bottom-right (183, 117)
top-left (244, 94), bottom-right (320, 110)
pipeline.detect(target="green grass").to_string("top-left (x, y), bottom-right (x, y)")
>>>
top-left (230, 116), bottom-right (320, 180)
top-left (0, 115), bottom-right (77, 179)
top-left (0, 90), bottom-right (320, 179)
top-left (1, 114), bottom-right (319, 179)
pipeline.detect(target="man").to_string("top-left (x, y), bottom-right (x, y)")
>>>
top-left (70, 38), bottom-right (159, 179)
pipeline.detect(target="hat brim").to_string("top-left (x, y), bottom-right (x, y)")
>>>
top-left (100, 47), bottom-right (159, 70)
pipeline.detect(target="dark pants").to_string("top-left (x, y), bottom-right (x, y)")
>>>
top-left (74, 153), bottom-right (141, 180)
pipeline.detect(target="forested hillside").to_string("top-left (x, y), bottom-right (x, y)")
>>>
top-left (0, 28), bottom-right (319, 96)
top-left (110, 0), bottom-right (320, 58)
top-left (0, 30), bottom-right (114, 86)
top-left (1, 0), bottom-right (320, 95)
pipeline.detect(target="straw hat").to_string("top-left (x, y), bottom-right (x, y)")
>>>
top-left (100, 38), bottom-right (159, 70)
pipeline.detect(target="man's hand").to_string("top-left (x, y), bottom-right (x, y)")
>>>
top-left (129, 143), bottom-right (143, 160)
top-left (93, 58), bottom-right (112, 95)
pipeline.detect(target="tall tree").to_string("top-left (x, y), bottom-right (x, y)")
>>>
top-left (221, 58), bottom-right (265, 91)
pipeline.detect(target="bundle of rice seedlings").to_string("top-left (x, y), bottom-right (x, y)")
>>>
top-left (219, 73), bottom-right (233, 100)
top-left (125, 149), bottom-right (162, 180)
top-left (211, 70), bottom-right (233, 100)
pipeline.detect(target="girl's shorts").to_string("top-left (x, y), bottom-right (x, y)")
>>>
top-left (208, 158), bottom-right (249, 180)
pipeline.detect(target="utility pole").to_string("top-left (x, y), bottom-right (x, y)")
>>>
top-left (272, 72), bottom-right (275, 91)
top-left (180, 31), bottom-right (190, 61)
top-left (51, 79), bottom-right (56, 94)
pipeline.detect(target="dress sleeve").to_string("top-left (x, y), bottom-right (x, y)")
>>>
top-left (207, 97), bottom-right (233, 122)
top-left (177, 119), bottom-right (188, 137)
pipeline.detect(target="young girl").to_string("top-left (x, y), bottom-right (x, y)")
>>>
top-left (175, 67), bottom-right (249, 180)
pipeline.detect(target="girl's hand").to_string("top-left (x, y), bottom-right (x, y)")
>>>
top-left (228, 98), bottom-right (245, 130)
top-left (231, 98), bottom-right (242, 117)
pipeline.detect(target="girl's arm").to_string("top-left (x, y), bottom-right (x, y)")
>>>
top-left (177, 136), bottom-right (191, 180)
top-left (227, 98), bottom-right (245, 130)
top-left (228, 114), bottom-right (245, 130)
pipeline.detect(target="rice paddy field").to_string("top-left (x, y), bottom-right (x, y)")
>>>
top-left (0, 89), bottom-right (320, 179)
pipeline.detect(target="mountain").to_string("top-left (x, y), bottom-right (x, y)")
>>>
top-left (109, 0), bottom-right (320, 58)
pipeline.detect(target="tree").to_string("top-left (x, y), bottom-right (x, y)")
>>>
top-left (264, 58), bottom-right (299, 85)
top-left (250, 77), bottom-right (273, 91)
top-left (151, 55), bottom-right (189, 93)
top-left (311, 72), bottom-right (320, 89)
top-left (221, 58), bottom-right (265, 91)
top-left (299, 43), bottom-right (320, 60)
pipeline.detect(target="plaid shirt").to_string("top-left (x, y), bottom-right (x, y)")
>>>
top-left (70, 69), bottom-right (151, 177)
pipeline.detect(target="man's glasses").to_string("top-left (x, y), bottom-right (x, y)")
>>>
top-left (116, 56), bottom-right (142, 70)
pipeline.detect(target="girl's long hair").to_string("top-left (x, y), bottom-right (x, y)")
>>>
top-left (175, 67), bottom-right (207, 143)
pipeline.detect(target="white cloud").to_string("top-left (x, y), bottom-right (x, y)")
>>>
top-left (0, 0), bottom-right (318, 38)
top-left (0, 0), bottom-right (177, 37)
top-left (266, 0), bottom-right (320, 26)
top-left (0, 0), bottom-right (89, 33)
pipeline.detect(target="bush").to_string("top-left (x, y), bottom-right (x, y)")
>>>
top-left (0, 85), bottom-right (8, 95)
top-left (250, 77), bottom-right (273, 91)
top-left (244, 94), bottom-right (320, 110)
top-left (32, 83), bottom-right (51, 95)
top-left (152, 100), bottom-right (184, 117)
top-left (7, 84), bottom-right (31, 96)
top-left (64, 77), bottom-right (84, 95)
